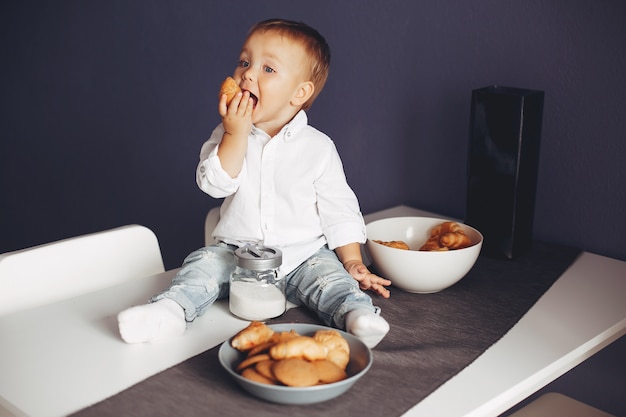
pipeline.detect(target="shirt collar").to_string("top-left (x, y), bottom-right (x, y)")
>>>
top-left (281, 110), bottom-right (307, 141)
top-left (251, 110), bottom-right (308, 142)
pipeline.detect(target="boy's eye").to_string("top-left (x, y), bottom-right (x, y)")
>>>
top-left (263, 66), bottom-right (275, 73)
top-left (238, 60), bottom-right (250, 68)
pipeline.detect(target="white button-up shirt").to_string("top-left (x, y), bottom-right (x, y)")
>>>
top-left (196, 110), bottom-right (366, 274)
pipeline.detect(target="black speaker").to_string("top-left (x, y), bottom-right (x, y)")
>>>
top-left (465, 86), bottom-right (544, 259)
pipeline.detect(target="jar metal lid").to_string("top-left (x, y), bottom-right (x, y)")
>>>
top-left (234, 244), bottom-right (282, 270)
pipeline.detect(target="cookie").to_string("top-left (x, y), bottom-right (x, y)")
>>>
top-left (272, 358), bottom-right (319, 387)
top-left (374, 240), bottom-right (410, 250)
top-left (439, 231), bottom-right (472, 249)
top-left (269, 329), bottom-right (301, 343)
top-left (311, 359), bottom-right (347, 383)
top-left (255, 359), bottom-right (277, 381)
top-left (236, 353), bottom-right (271, 372)
top-left (219, 76), bottom-right (241, 105)
top-left (313, 329), bottom-right (350, 354)
top-left (326, 348), bottom-right (350, 370)
top-left (231, 321), bottom-right (274, 351)
top-left (270, 336), bottom-right (328, 361)
top-left (420, 221), bottom-right (472, 251)
top-left (241, 367), bottom-right (275, 385)
top-left (246, 341), bottom-right (276, 357)
top-left (247, 330), bottom-right (302, 357)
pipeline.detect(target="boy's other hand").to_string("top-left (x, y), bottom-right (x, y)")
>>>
top-left (343, 260), bottom-right (391, 298)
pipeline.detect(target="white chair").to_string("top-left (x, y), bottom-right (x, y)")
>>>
top-left (0, 225), bottom-right (165, 317)
top-left (204, 206), bottom-right (221, 246)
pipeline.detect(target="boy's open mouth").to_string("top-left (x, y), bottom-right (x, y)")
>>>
top-left (246, 91), bottom-right (258, 108)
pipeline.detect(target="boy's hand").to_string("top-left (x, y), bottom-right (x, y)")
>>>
top-left (217, 91), bottom-right (254, 178)
top-left (343, 260), bottom-right (391, 299)
top-left (219, 90), bottom-right (253, 138)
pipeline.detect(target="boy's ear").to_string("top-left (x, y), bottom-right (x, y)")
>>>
top-left (291, 81), bottom-right (315, 107)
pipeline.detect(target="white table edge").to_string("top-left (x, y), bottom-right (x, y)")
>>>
top-left (399, 250), bottom-right (626, 417)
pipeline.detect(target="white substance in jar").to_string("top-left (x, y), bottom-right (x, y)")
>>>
top-left (229, 280), bottom-right (286, 321)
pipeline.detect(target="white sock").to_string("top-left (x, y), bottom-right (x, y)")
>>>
top-left (117, 298), bottom-right (186, 343)
top-left (345, 308), bottom-right (390, 349)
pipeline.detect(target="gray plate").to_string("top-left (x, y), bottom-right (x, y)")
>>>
top-left (218, 323), bottom-right (372, 405)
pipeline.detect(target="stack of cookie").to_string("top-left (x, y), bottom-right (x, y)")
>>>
top-left (231, 321), bottom-right (350, 387)
top-left (419, 221), bottom-right (472, 251)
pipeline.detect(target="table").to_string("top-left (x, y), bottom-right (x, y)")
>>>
top-left (1, 206), bottom-right (624, 417)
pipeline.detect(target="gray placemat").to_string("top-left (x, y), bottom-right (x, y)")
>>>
top-left (73, 241), bottom-right (580, 417)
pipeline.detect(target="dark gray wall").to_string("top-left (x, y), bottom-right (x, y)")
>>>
top-left (2, 1), bottom-right (625, 269)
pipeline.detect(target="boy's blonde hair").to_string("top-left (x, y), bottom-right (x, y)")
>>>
top-left (247, 19), bottom-right (331, 110)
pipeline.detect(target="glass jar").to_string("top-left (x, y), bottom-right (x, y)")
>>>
top-left (229, 244), bottom-right (285, 321)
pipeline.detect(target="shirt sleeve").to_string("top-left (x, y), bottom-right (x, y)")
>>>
top-left (315, 141), bottom-right (367, 249)
top-left (196, 124), bottom-right (245, 198)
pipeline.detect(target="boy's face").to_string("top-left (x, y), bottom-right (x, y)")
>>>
top-left (234, 31), bottom-right (312, 135)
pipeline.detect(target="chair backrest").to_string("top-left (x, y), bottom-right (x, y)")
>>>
top-left (204, 206), bottom-right (221, 247)
top-left (0, 224), bottom-right (165, 316)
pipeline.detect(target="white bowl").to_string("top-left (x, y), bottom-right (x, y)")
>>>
top-left (365, 216), bottom-right (483, 293)
top-left (218, 323), bottom-right (372, 404)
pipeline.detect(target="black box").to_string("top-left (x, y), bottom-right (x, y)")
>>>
top-left (465, 86), bottom-right (544, 259)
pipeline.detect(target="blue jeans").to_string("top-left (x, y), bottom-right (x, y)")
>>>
top-left (152, 243), bottom-right (376, 329)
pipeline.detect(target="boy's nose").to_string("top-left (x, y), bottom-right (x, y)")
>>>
top-left (242, 67), bottom-right (257, 83)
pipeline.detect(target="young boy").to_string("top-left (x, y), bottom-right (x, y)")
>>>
top-left (118, 19), bottom-right (391, 348)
